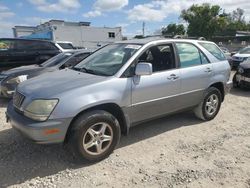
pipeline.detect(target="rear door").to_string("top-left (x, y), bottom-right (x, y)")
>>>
top-left (0, 39), bottom-right (15, 69)
top-left (36, 41), bottom-right (60, 64)
top-left (175, 42), bottom-right (213, 108)
top-left (12, 40), bottom-right (36, 65)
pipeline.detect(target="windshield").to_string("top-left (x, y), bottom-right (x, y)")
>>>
top-left (74, 43), bottom-right (142, 76)
top-left (58, 43), bottom-right (74, 50)
top-left (41, 53), bottom-right (73, 67)
top-left (239, 47), bottom-right (250, 54)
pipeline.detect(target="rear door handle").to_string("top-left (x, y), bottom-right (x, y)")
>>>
top-left (205, 67), bottom-right (212, 73)
top-left (167, 74), bottom-right (179, 80)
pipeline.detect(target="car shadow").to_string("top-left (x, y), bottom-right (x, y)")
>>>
top-left (0, 112), bottom-right (202, 187)
top-left (230, 88), bottom-right (250, 97)
top-left (0, 98), bottom-right (10, 108)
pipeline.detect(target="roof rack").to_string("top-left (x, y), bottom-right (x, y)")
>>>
top-left (138, 35), bottom-right (206, 41)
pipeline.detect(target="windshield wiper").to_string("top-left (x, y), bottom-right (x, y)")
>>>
top-left (73, 67), bottom-right (110, 76)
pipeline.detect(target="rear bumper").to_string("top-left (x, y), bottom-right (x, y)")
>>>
top-left (6, 103), bottom-right (72, 144)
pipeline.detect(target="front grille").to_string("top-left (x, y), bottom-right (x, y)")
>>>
top-left (13, 91), bottom-right (25, 109)
top-left (242, 69), bottom-right (250, 78)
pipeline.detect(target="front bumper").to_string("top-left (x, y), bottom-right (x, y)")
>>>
top-left (235, 74), bottom-right (250, 88)
top-left (6, 103), bottom-right (72, 144)
top-left (0, 84), bottom-right (15, 98)
top-left (225, 80), bottom-right (233, 94)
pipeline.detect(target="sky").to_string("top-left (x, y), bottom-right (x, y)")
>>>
top-left (0, 0), bottom-right (250, 38)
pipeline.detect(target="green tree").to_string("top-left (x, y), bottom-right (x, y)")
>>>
top-left (217, 8), bottom-right (250, 36)
top-left (180, 4), bottom-right (226, 39)
top-left (162, 23), bottom-right (186, 36)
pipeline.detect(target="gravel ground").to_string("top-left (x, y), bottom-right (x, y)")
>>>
top-left (0, 88), bottom-right (249, 188)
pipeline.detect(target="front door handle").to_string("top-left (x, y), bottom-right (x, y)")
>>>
top-left (167, 74), bottom-right (179, 80)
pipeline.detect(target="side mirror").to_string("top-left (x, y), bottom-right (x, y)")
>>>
top-left (135, 63), bottom-right (152, 76)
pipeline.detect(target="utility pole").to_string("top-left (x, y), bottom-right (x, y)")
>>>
top-left (142, 22), bottom-right (145, 37)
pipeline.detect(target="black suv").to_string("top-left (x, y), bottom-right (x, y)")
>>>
top-left (0, 38), bottom-right (61, 71)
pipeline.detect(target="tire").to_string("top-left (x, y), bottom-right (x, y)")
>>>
top-left (194, 87), bottom-right (222, 121)
top-left (233, 73), bottom-right (239, 88)
top-left (66, 110), bottom-right (121, 162)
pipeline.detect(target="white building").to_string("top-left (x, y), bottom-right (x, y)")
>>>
top-left (13, 20), bottom-right (123, 49)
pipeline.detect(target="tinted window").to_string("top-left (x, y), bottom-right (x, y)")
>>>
top-left (36, 42), bottom-right (58, 50)
top-left (138, 44), bottom-right (176, 72)
top-left (199, 42), bottom-right (226, 60)
top-left (63, 53), bottom-right (90, 68)
top-left (41, 53), bottom-right (72, 67)
top-left (176, 43), bottom-right (202, 68)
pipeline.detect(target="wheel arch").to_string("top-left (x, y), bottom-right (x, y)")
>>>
top-left (64, 103), bottom-right (129, 144)
top-left (209, 82), bottom-right (225, 101)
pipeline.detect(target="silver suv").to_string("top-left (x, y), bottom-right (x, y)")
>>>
top-left (6, 38), bottom-right (232, 162)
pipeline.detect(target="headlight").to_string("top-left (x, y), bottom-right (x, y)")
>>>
top-left (7, 75), bottom-right (28, 84)
top-left (24, 99), bottom-right (58, 121)
top-left (238, 67), bottom-right (244, 74)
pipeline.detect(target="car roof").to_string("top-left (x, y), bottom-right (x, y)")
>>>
top-left (56, 41), bottom-right (73, 44)
top-left (117, 37), bottom-right (214, 45)
top-left (0, 38), bottom-right (53, 43)
top-left (62, 49), bottom-right (92, 54)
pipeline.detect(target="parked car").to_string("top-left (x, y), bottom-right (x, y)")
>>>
top-left (233, 57), bottom-right (250, 89)
top-left (0, 50), bottom-right (91, 98)
top-left (55, 41), bottom-right (75, 51)
top-left (230, 46), bottom-right (250, 69)
top-left (6, 38), bottom-right (232, 162)
top-left (0, 38), bottom-right (73, 71)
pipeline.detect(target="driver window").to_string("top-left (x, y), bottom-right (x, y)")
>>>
top-left (138, 44), bottom-right (175, 72)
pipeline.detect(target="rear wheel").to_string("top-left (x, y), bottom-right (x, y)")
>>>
top-left (66, 110), bottom-right (121, 162)
top-left (194, 87), bottom-right (222, 121)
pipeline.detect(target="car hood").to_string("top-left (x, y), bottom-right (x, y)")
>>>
top-left (240, 62), bottom-right (250, 69)
top-left (233, 53), bottom-right (250, 58)
top-left (2, 65), bottom-right (44, 76)
top-left (18, 69), bottom-right (108, 98)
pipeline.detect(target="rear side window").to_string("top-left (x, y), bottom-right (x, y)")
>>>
top-left (176, 43), bottom-right (202, 68)
top-left (14, 40), bottom-right (57, 51)
top-left (199, 42), bottom-right (226, 61)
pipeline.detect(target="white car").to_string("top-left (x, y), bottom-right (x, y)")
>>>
top-left (231, 46), bottom-right (250, 69)
top-left (55, 41), bottom-right (75, 52)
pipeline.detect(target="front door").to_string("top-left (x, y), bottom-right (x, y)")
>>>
top-left (130, 43), bottom-right (181, 123)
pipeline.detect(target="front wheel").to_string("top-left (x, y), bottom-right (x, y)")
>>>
top-left (194, 87), bottom-right (222, 121)
top-left (66, 110), bottom-right (121, 162)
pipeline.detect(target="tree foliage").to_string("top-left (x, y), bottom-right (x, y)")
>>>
top-left (180, 4), bottom-right (223, 39)
top-left (162, 23), bottom-right (185, 36)
top-left (180, 4), bottom-right (250, 39)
